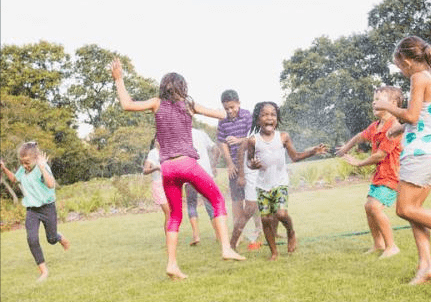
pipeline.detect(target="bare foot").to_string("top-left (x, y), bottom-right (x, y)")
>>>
top-left (36, 271), bottom-right (49, 283)
top-left (409, 267), bottom-right (431, 285)
top-left (166, 266), bottom-right (188, 281)
top-left (222, 248), bottom-right (246, 261)
top-left (189, 238), bottom-right (200, 246)
top-left (364, 246), bottom-right (384, 254)
top-left (268, 254), bottom-right (278, 261)
top-left (59, 234), bottom-right (70, 251)
top-left (379, 245), bottom-right (400, 259)
top-left (287, 232), bottom-right (297, 253)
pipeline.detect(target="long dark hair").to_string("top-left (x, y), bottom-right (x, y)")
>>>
top-left (394, 36), bottom-right (431, 67)
top-left (250, 102), bottom-right (282, 134)
top-left (159, 72), bottom-right (195, 115)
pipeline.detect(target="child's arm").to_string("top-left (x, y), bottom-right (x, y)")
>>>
top-left (218, 142), bottom-right (238, 179)
top-left (246, 136), bottom-right (262, 170)
top-left (0, 160), bottom-right (17, 183)
top-left (387, 122), bottom-right (405, 139)
top-left (142, 160), bottom-right (160, 175)
top-left (111, 58), bottom-right (160, 112)
top-left (37, 152), bottom-right (55, 188)
top-left (194, 103), bottom-right (226, 120)
top-left (209, 145), bottom-right (221, 177)
top-left (335, 133), bottom-right (366, 157)
top-left (374, 72), bottom-right (426, 124)
top-left (342, 150), bottom-right (386, 167)
top-left (282, 132), bottom-right (326, 162)
top-left (236, 140), bottom-right (248, 187)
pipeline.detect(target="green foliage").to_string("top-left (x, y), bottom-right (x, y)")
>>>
top-left (67, 44), bottom-right (158, 131)
top-left (0, 40), bottom-right (71, 105)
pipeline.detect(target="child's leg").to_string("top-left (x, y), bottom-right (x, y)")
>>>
top-left (161, 161), bottom-right (187, 279)
top-left (41, 203), bottom-right (69, 250)
top-left (409, 221), bottom-right (431, 285)
top-left (261, 214), bottom-right (278, 260)
top-left (230, 200), bottom-right (258, 249)
top-left (25, 209), bottom-right (48, 281)
top-left (229, 177), bottom-right (246, 238)
top-left (396, 181), bottom-right (431, 228)
top-left (186, 162), bottom-right (244, 260)
top-left (186, 184), bottom-right (200, 245)
top-left (364, 197), bottom-right (398, 257)
top-left (160, 203), bottom-right (170, 234)
top-left (275, 209), bottom-right (297, 253)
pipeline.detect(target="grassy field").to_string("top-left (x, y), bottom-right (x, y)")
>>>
top-left (1, 182), bottom-right (430, 302)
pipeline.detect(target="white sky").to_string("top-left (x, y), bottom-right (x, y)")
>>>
top-left (1, 0), bottom-right (380, 136)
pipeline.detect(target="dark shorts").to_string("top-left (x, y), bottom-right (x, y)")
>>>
top-left (229, 176), bottom-right (245, 202)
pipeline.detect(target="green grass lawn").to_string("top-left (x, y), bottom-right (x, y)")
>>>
top-left (1, 183), bottom-right (430, 302)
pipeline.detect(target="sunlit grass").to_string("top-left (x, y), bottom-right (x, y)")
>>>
top-left (2, 183), bottom-right (430, 302)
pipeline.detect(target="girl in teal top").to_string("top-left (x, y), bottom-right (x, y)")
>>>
top-left (375, 36), bottom-right (431, 285)
top-left (1, 142), bottom-right (70, 282)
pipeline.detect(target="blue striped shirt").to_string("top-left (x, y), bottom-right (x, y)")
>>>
top-left (217, 108), bottom-right (252, 165)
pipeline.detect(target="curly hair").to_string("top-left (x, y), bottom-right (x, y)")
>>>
top-left (250, 102), bottom-right (282, 134)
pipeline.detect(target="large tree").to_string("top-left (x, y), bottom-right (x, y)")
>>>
top-left (67, 44), bottom-right (158, 131)
top-left (279, 0), bottom-right (430, 149)
top-left (0, 41), bottom-right (71, 105)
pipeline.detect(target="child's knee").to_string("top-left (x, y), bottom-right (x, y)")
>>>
top-left (47, 235), bottom-right (59, 245)
top-left (261, 215), bottom-right (273, 225)
top-left (396, 203), bottom-right (410, 219)
top-left (364, 198), bottom-right (382, 214)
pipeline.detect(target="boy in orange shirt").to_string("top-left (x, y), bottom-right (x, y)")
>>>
top-left (336, 86), bottom-right (403, 258)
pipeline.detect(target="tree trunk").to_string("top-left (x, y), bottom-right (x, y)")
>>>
top-left (1, 177), bottom-right (19, 204)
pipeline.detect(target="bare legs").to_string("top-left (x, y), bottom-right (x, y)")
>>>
top-left (396, 181), bottom-right (431, 285)
top-left (230, 200), bottom-right (258, 249)
top-left (364, 197), bottom-right (399, 258)
top-left (261, 209), bottom-right (296, 261)
top-left (160, 203), bottom-right (170, 234)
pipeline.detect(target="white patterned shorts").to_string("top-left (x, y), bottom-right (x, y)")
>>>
top-left (400, 155), bottom-right (431, 187)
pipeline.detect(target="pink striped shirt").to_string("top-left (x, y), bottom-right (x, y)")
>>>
top-left (155, 100), bottom-right (199, 163)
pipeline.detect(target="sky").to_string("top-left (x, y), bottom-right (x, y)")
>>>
top-left (1, 0), bottom-right (380, 137)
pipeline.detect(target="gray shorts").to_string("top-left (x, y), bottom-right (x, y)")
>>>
top-left (400, 155), bottom-right (431, 187)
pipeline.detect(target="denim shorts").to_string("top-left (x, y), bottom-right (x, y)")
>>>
top-left (368, 185), bottom-right (397, 207)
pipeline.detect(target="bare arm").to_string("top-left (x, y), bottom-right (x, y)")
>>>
top-left (282, 132), bottom-right (326, 162)
top-left (374, 72), bottom-right (426, 124)
top-left (336, 133), bottom-right (367, 157)
top-left (37, 152), bottom-right (55, 188)
top-left (342, 150), bottom-right (386, 167)
top-left (142, 160), bottom-right (160, 175)
top-left (0, 160), bottom-right (17, 183)
top-left (111, 58), bottom-right (160, 112)
top-left (194, 103), bottom-right (226, 119)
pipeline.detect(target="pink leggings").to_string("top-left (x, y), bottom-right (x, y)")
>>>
top-left (161, 157), bottom-right (227, 232)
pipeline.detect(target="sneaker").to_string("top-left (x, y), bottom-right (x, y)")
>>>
top-left (247, 241), bottom-right (262, 251)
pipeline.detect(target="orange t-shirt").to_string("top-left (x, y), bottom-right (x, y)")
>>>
top-left (361, 118), bottom-right (402, 190)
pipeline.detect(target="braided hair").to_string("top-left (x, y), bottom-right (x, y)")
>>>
top-left (250, 102), bottom-right (282, 134)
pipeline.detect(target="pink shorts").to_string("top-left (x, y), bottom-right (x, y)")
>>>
top-left (152, 180), bottom-right (168, 205)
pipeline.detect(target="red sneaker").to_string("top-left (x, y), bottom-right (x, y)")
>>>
top-left (247, 241), bottom-right (262, 251)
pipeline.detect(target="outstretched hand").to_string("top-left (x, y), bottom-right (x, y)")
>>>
top-left (37, 152), bottom-right (49, 167)
top-left (313, 143), bottom-right (328, 155)
top-left (342, 154), bottom-right (360, 166)
top-left (110, 58), bottom-right (123, 81)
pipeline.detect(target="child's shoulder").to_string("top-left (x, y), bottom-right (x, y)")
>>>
top-left (412, 70), bottom-right (431, 84)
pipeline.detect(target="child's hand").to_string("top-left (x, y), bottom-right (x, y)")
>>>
top-left (313, 144), bottom-right (327, 155)
top-left (226, 136), bottom-right (241, 146)
top-left (0, 159), bottom-right (4, 169)
top-left (248, 157), bottom-right (263, 170)
top-left (110, 58), bottom-right (123, 81)
top-left (236, 175), bottom-right (246, 187)
top-left (387, 123), bottom-right (405, 139)
top-left (37, 152), bottom-right (49, 167)
top-left (342, 154), bottom-right (360, 166)
top-left (227, 163), bottom-right (238, 179)
top-left (335, 145), bottom-right (347, 157)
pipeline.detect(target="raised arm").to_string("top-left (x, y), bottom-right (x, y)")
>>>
top-left (374, 72), bottom-right (427, 124)
top-left (110, 58), bottom-right (160, 112)
top-left (0, 160), bottom-right (17, 183)
top-left (194, 103), bottom-right (226, 119)
top-left (37, 152), bottom-right (55, 188)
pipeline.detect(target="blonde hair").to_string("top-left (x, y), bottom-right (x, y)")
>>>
top-left (18, 142), bottom-right (39, 160)
top-left (375, 86), bottom-right (404, 108)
